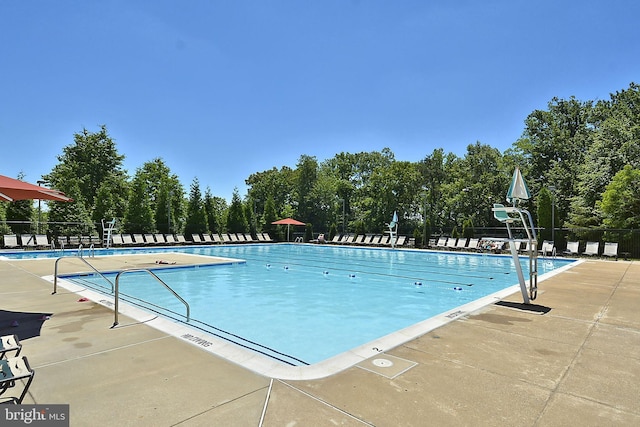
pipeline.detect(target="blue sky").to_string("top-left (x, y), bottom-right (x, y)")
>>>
top-left (2, 1), bottom-right (638, 201)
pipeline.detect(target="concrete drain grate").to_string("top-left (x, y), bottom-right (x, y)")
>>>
top-left (357, 354), bottom-right (418, 379)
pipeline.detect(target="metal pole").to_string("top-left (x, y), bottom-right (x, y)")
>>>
top-left (549, 186), bottom-right (556, 243)
top-left (167, 190), bottom-right (172, 234)
top-left (37, 180), bottom-right (46, 234)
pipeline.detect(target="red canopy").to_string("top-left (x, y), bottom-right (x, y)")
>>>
top-left (271, 218), bottom-right (305, 226)
top-left (271, 218), bottom-right (306, 242)
top-left (0, 174), bottom-right (72, 202)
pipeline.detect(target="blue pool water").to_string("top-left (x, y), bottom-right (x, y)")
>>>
top-left (53, 244), bottom-right (575, 365)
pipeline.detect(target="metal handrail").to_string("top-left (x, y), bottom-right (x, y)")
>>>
top-left (53, 256), bottom-right (114, 294)
top-left (112, 269), bottom-right (190, 327)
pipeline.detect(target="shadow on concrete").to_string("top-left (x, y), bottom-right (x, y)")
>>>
top-left (0, 310), bottom-right (52, 340)
top-left (495, 301), bottom-right (552, 314)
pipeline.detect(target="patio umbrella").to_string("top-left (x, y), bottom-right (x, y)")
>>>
top-left (271, 217), bottom-right (306, 242)
top-left (506, 167), bottom-right (531, 206)
top-left (0, 174), bottom-right (72, 202)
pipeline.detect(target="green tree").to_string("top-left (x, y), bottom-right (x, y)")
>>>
top-left (536, 188), bottom-right (553, 242)
top-left (262, 195), bottom-right (278, 237)
top-left (598, 165), bottom-right (640, 229)
top-left (44, 125), bottom-right (128, 227)
top-left (123, 172), bottom-right (154, 233)
top-left (226, 189), bottom-right (247, 233)
top-left (184, 178), bottom-right (207, 238)
top-left (5, 199), bottom-right (34, 235)
top-left (48, 181), bottom-right (93, 237)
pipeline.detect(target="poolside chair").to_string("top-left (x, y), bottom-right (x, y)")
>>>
top-left (379, 235), bottom-right (390, 246)
top-left (211, 234), bottom-right (223, 244)
top-left (329, 234), bottom-right (341, 244)
top-left (68, 235), bottom-right (80, 247)
top-left (243, 233), bottom-right (256, 242)
top-left (602, 242), bottom-right (618, 260)
top-left (165, 234), bottom-right (177, 245)
top-left (0, 356), bottom-right (35, 404)
top-left (446, 238), bottom-right (458, 250)
top-left (132, 234), bottom-right (145, 245)
top-left (582, 241), bottom-right (600, 256)
top-left (144, 234), bottom-right (156, 245)
top-left (435, 237), bottom-right (447, 249)
top-left (467, 238), bottom-right (480, 252)
top-left (262, 233), bottom-right (274, 242)
top-left (191, 234), bottom-right (203, 244)
top-left (541, 240), bottom-right (555, 257)
top-left (111, 234), bottom-right (124, 246)
top-left (154, 234), bottom-right (166, 245)
top-left (455, 238), bottom-right (468, 250)
top-left (395, 235), bottom-right (407, 247)
top-left (563, 241), bottom-right (579, 256)
top-left (20, 234), bottom-right (36, 249)
top-left (176, 235), bottom-right (187, 245)
top-left (122, 234), bottom-right (135, 246)
top-left (0, 335), bottom-right (21, 359)
top-left (34, 234), bottom-right (49, 248)
top-left (2, 235), bottom-right (20, 249)
top-left (221, 233), bottom-right (232, 243)
top-left (201, 234), bottom-right (214, 244)
top-left (519, 240), bottom-right (533, 254)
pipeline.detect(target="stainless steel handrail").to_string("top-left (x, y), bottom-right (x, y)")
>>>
top-left (52, 256), bottom-right (114, 294)
top-left (112, 269), bottom-right (190, 327)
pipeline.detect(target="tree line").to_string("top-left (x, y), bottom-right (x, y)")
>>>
top-left (1, 83), bottom-right (638, 245)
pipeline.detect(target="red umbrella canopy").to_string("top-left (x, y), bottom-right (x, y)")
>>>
top-left (271, 218), bottom-right (306, 226)
top-left (0, 174), bottom-right (72, 202)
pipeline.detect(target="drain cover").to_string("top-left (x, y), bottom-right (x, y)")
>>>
top-left (372, 358), bottom-right (394, 368)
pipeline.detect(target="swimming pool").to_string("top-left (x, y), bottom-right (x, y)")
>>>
top-left (48, 244), bottom-right (577, 377)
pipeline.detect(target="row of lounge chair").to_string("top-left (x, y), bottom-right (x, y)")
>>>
top-left (431, 237), bottom-right (620, 259)
top-left (0, 334), bottom-right (35, 404)
top-left (2, 234), bottom-right (104, 250)
top-left (327, 234), bottom-right (407, 247)
top-left (109, 232), bottom-right (275, 247)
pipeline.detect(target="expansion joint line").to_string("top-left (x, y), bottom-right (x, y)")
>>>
top-left (533, 261), bottom-right (632, 425)
top-left (275, 379), bottom-right (375, 426)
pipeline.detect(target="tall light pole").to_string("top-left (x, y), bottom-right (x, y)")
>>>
top-left (37, 180), bottom-right (46, 234)
top-left (167, 190), bottom-right (172, 234)
top-left (338, 198), bottom-right (345, 234)
top-left (549, 186), bottom-right (556, 243)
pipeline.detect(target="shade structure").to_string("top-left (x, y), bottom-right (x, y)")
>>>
top-left (0, 174), bottom-right (72, 202)
top-left (506, 167), bottom-right (531, 206)
top-left (271, 217), bottom-right (306, 242)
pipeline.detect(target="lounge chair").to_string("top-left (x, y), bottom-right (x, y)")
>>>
top-left (211, 234), bottom-right (223, 244)
top-left (0, 356), bottom-right (35, 404)
top-left (122, 234), bottom-right (135, 246)
top-left (519, 240), bottom-right (533, 254)
top-left (201, 234), bottom-right (214, 244)
top-left (165, 234), bottom-right (177, 245)
top-left (132, 234), bottom-right (145, 245)
top-left (467, 238), bottom-right (480, 251)
top-left (582, 241), bottom-right (600, 256)
top-left (563, 241), bottom-right (579, 256)
top-left (154, 234), bottom-right (166, 245)
top-left (144, 234), bottom-right (157, 245)
top-left (243, 233), bottom-right (255, 242)
top-left (191, 234), bottom-right (203, 244)
top-left (2, 235), bottom-right (20, 249)
top-left (221, 233), bottom-right (232, 243)
top-left (329, 234), bottom-right (341, 244)
top-left (1, 334), bottom-right (21, 359)
top-left (379, 235), bottom-right (390, 246)
top-left (446, 238), bottom-right (458, 250)
top-left (369, 235), bottom-right (383, 245)
top-left (20, 234), bottom-right (36, 249)
top-left (455, 238), bottom-right (468, 250)
top-left (541, 240), bottom-right (555, 256)
top-left (395, 235), bottom-right (407, 246)
top-left (111, 234), bottom-right (124, 246)
top-left (602, 242), bottom-right (618, 260)
top-left (176, 235), bottom-right (187, 244)
top-left (34, 234), bottom-right (49, 248)
top-left (261, 233), bottom-right (274, 242)
top-left (68, 236), bottom-right (80, 247)
top-left (434, 237), bottom-right (447, 249)
top-left (340, 234), bottom-right (355, 244)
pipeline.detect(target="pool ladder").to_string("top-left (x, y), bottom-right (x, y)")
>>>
top-left (52, 257), bottom-right (190, 327)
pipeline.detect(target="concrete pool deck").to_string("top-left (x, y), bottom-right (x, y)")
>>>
top-left (1, 253), bottom-right (638, 425)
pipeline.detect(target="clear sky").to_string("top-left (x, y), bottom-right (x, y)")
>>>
top-left (1, 1), bottom-right (638, 201)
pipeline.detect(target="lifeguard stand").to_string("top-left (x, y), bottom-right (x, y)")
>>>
top-left (492, 167), bottom-right (538, 304)
top-left (102, 218), bottom-right (116, 249)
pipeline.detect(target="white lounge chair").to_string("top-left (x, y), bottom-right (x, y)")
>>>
top-left (602, 242), bottom-right (618, 260)
top-left (34, 234), bottom-right (49, 248)
top-left (434, 237), bottom-right (447, 249)
top-left (165, 234), bottom-right (177, 245)
top-left (111, 234), bottom-right (124, 246)
top-left (2, 235), bottom-right (19, 249)
top-left (455, 238), bottom-right (468, 250)
top-left (467, 238), bottom-right (480, 251)
top-left (133, 234), bottom-right (145, 245)
top-left (582, 241), bottom-right (600, 256)
top-left (201, 234), bottom-right (213, 244)
top-left (211, 234), bottom-right (223, 244)
top-left (122, 234), bottom-right (135, 246)
top-left (563, 241), bottom-right (579, 256)
top-left (144, 234), bottom-right (157, 245)
top-left (446, 238), bottom-right (458, 250)
top-left (541, 240), bottom-right (555, 256)
top-left (191, 234), bottom-right (202, 244)
top-left (20, 234), bottom-right (36, 248)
